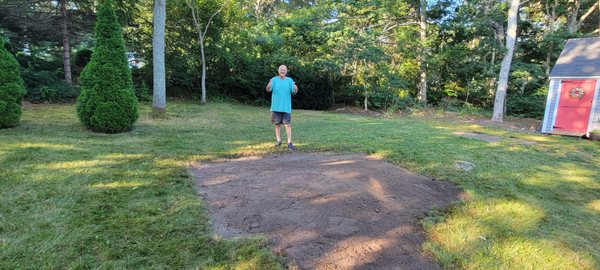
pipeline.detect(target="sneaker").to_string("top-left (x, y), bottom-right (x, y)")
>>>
top-left (287, 142), bottom-right (296, 151)
top-left (274, 140), bottom-right (282, 147)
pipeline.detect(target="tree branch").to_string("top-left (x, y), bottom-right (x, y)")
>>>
top-left (186, 0), bottom-right (203, 40)
top-left (186, 0), bottom-right (226, 40)
top-left (576, 1), bottom-right (598, 30)
top-left (203, 1), bottom-right (226, 38)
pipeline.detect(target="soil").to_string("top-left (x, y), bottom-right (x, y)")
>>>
top-left (192, 153), bottom-right (461, 270)
top-left (452, 131), bottom-right (503, 142)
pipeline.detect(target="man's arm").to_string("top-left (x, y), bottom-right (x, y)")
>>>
top-left (293, 82), bottom-right (298, 94)
top-left (266, 79), bottom-right (272, 92)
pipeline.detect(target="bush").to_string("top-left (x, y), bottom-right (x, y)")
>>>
top-left (0, 37), bottom-right (26, 128)
top-left (459, 102), bottom-right (490, 116)
top-left (131, 66), bottom-right (151, 101)
top-left (507, 93), bottom-right (546, 119)
top-left (291, 64), bottom-right (334, 110)
top-left (22, 69), bottom-right (80, 103)
top-left (437, 97), bottom-right (463, 112)
top-left (391, 95), bottom-right (417, 111)
top-left (135, 81), bottom-right (151, 101)
top-left (76, 0), bottom-right (138, 133)
top-left (27, 82), bottom-right (80, 103)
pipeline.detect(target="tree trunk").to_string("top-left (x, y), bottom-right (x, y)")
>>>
top-left (59, 0), bottom-right (72, 85)
top-left (152, 0), bottom-right (167, 116)
top-left (364, 60), bottom-right (368, 111)
top-left (545, 45), bottom-right (553, 77)
top-left (417, 0), bottom-right (427, 105)
top-left (492, 0), bottom-right (520, 122)
top-left (364, 91), bottom-right (368, 111)
top-left (186, 0), bottom-right (224, 104)
top-left (567, 0), bottom-right (598, 33)
top-left (200, 37), bottom-right (206, 103)
top-left (568, 0), bottom-right (581, 33)
top-left (545, 0), bottom-right (558, 78)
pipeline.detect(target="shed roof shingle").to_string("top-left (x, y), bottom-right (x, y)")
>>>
top-left (550, 37), bottom-right (600, 78)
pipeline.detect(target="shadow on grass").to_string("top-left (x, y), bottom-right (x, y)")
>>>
top-left (1, 102), bottom-right (599, 269)
top-left (0, 131), bottom-right (282, 268)
top-left (290, 115), bottom-right (600, 269)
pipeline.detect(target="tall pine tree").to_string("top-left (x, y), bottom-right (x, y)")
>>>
top-left (76, 0), bottom-right (138, 133)
top-left (0, 36), bottom-right (26, 128)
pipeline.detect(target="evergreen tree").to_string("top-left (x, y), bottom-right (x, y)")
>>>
top-left (0, 37), bottom-right (26, 128)
top-left (76, 0), bottom-right (138, 133)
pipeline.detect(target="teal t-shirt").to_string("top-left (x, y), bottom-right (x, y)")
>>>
top-left (270, 76), bottom-right (294, 113)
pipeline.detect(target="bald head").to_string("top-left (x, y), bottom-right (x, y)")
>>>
top-left (278, 65), bottom-right (287, 78)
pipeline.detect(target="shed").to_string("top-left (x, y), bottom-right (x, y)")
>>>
top-left (542, 37), bottom-right (600, 137)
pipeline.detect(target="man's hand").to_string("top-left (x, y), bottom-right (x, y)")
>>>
top-left (266, 79), bottom-right (272, 92)
top-left (293, 83), bottom-right (298, 94)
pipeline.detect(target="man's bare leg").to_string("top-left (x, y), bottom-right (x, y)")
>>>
top-left (284, 124), bottom-right (292, 144)
top-left (275, 124), bottom-right (282, 143)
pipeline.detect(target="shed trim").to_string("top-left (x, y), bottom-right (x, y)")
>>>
top-left (551, 80), bottom-right (562, 130)
top-left (542, 79), bottom-right (555, 133)
top-left (587, 80), bottom-right (600, 135)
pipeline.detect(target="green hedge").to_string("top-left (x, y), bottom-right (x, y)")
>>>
top-left (76, 0), bottom-right (138, 133)
top-left (0, 37), bottom-right (26, 128)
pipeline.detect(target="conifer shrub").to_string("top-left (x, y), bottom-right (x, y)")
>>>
top-left (77, 0), bottom-right (138, 133)
top-left (0, 37), bottom-right (26, 128)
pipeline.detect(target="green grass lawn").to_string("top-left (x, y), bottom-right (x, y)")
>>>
top-left (1, 101), bottom-right (599, 269)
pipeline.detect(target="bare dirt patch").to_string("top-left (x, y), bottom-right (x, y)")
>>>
top-left (452, 131), bottom-right (502, 142)
top-left (192, 153), bottom-right (461, 270)
top-left (452, 131), bottom-right (537, 145)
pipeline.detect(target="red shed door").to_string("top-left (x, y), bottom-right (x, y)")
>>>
top-left (554, 80), bottom-right (596, 133)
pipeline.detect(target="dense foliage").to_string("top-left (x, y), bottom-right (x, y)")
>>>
top-left (76, 0), bottom-right (138, 133)
top-left (2, 0), bottom-right (599, 117)
top-left (0, 36), bottom-right (25, 128)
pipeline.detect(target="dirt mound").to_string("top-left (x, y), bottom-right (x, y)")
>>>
top-left (192, 153), bottom-right (460, 270)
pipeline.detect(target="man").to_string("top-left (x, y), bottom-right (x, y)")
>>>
top-left (266, 65), bottom-right (298, 150)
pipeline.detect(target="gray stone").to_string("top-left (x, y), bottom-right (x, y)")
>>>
top-left (455, 161), bottom-right (476, 171)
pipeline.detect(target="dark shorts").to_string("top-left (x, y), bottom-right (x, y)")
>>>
top-left (271, 112), bottom-right (291, 125)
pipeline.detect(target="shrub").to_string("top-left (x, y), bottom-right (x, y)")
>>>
top-left (291, 65), bottom-right (334, 110)
top-left (437, 97), bottom-right (463, 112)
top-left (22, 69), bottom-right (80, 103)
top-left (135, 81), bottom-right (151, 101)
top-left (0, 37), bottom-right (26, 128)
top-left (27, 82), bottom-right (80, 103)
top-left (76, 0), bottom-right (138, 133)
top-left (391, 95), bottom-right (417, 111)
top-left (507, 93), bottom-right (546, 119)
